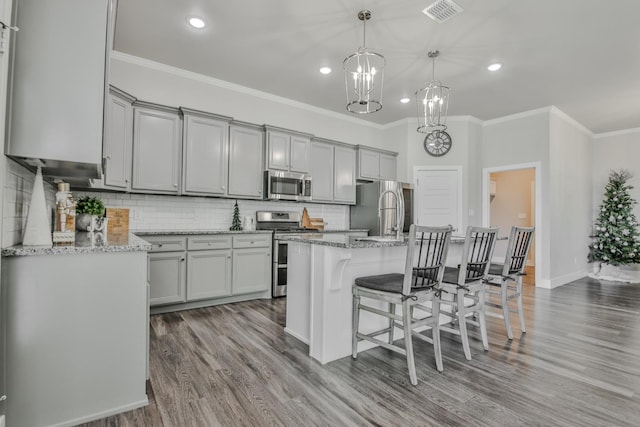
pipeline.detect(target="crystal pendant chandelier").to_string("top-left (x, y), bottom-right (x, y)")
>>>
top-left (343, 10), bottom-right (385, 114)
top-left (416, 50), bottom-right (450, 133)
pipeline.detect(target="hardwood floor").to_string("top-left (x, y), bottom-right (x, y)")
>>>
top-left (82, 274), bottom-right (640, 427)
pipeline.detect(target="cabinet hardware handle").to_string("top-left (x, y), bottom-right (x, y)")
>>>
top-left (125, 179), bottom-right (129, 183)
top-left (181, 258), bottom-right (185, 262)
top-left (158, 243), bottom-right (163, 247)
top-left (221, 186), bottom-right (225, 190)
top-left (174, 183), bottom-right (178, 187)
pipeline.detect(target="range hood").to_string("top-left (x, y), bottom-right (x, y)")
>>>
top-left (9, 157), bottom-right (103, 181)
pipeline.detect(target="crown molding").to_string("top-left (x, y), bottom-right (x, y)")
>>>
top-left (482, 106), bottom-right (553, 127)
top-left (594, 126), bottom-right (640, 139)
top-left (110, 51), bottom-right (386, 130)
top-left (549, 106), bottom-right (593, 136)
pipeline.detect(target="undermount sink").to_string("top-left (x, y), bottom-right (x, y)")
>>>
top-left (354, 236), bottom-right (404, 242)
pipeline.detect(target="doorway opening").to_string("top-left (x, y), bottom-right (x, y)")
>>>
top-left (483, 163), bottom-right (541, 287)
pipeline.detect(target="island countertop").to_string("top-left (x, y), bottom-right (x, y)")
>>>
top-left (278, 233), bottom-right (470, 249)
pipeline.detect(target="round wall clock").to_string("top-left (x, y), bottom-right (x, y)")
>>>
top-left (423, 131), bottom-right (452, 157)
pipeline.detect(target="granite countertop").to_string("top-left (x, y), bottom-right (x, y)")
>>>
top-left (132, 229), bottom-right (367, 236)
top-left (279, 233), bottom-right (479, 249)
top-left (133, 229), bottom-right (274, 236)
top-left (1, 232), bottom-right (151, 257)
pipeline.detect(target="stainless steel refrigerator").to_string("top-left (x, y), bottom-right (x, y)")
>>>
top-left (350, 180), bottom-right (414, 237)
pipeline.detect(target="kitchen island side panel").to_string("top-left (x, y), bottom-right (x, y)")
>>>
top-left (3, 251), bottom-right (148, 427)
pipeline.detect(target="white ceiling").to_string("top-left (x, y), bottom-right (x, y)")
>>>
top-left (113, 0), bottom-right (640, 134)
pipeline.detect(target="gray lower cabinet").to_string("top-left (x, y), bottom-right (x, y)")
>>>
top-left (146, 233), bottom-right (271, 310)
top-left (186, 235), bottom-right (233, 300)
top-left (148, 251), bottom-right (187, 305)
top-left (145, 235), bottom-right (187, 306)
top-left (232, 234), bottom-right (271, 295)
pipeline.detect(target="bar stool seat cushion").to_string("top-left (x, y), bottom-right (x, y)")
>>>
top-left (355, 272), bottom-right (438, 294)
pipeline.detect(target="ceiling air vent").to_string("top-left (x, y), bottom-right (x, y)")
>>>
top-left (422, 0), bottom-right (464, 23)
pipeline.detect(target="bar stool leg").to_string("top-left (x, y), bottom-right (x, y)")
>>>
top-left (403, 303), bottom-right (417, 385)
top-left (456, 289), bottom-right (472, 361)
top-left (388, 303), bottom-right (395, 344)
top-left (501, 278), bottom-right (513, 340)
top-left (352, 294), bottom-right (360, 358)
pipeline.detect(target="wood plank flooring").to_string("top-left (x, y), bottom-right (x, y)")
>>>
top-left (82, 273), bottom-right (640, 426)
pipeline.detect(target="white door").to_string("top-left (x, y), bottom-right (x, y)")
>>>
top-left (415, 168), bottom-right (461, 231)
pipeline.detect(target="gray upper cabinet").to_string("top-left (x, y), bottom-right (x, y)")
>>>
top-left (181, 108), bottom-right (231, 196)
top-left (6, 0), bottom-right (116, 179)
top-left (310, 138), bottom-right (356, 204)
top-left (379, 152), bottom-right (397, 180)
top-left (102, 86), bottom-right (135, 190)
top-left (310, 141), bottom-right (335, 202)
top-left (265, 127), bottom-right (311, 173)
top-left (132, 102), bottom-right (182, 194)
top-left (334, 145), bottom-right (357, 204)
top-left (228, 122), bottom-right (264, 199)
top-left (357, 147), bottom-right (398, 181)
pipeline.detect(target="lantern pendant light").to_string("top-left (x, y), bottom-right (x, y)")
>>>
top-left (343, 10), bottom-right (385, 114)
top-left (416, 50), bottom-right (450, 133)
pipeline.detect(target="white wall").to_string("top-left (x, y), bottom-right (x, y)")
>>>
top-left (592, 128), bottom-right (640, 222)
top-left (482, 109), bottom-right (551, 285)
top-left (549, 110), bottom-right (593, 286)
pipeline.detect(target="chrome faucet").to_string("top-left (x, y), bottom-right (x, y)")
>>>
top-left (378, 188), bottom-right (404, 240)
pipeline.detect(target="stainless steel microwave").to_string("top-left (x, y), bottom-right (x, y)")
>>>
top-left (264, 170), bottom-right (312, 202)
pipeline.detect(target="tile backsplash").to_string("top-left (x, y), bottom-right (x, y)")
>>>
top-left (74, 191), bottom-right (349, 232)
top-left (2, 160), bottom-right (57, 247)
top-left (2, 159), bottom-right (350, 247)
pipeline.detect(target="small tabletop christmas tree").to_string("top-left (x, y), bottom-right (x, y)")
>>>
top-left (591, 170), bottom-right (640, 265)
top-left (230, 200), bottom-right (243, 231)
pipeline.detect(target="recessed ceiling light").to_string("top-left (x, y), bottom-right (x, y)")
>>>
top-left (400, 97), bottom-right (410, 104)
top-left (487, 63), bottom-right (502, 71)
top-left (188, 17), bottom-right (206, 29)
top-left (319, 67), bottom-right (332, 75)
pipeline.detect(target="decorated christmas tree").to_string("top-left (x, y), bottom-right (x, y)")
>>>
top-left (591, 170), bottom-right (640, 265)
top-left (230, 200), bottom-right (243, 231)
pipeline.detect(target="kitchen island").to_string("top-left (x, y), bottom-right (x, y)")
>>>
top-left (281, 233), bottom-right (468, 364)
top-left (2, 233), bottom-right (150, 427)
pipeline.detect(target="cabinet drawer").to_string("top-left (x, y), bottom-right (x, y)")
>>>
top-left (187, 235), bottom-right (232, 251)
top-left (232, 234), bottom-right (271, 249)
top-left (142, 235), bottom-right (187, 253)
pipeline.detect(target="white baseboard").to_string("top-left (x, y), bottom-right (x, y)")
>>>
top-left (0, 414), bottom-right (5, 427)
top-left (52, 398), bottom-right (149, 427)
top-left (284, 327), bottom-right (310, 345)
top-left (538, 269), bottom-right (588, 289)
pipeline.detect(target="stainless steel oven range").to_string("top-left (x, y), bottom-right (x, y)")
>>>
top-left (256, 211), bottom-right (315, 298)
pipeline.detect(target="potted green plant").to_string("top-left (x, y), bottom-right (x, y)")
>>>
top-left (75, 195), bottom-right (106, 231)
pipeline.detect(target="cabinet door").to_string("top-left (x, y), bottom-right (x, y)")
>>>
top-left (379, 153), bottom-right (397, 181)
top-left (232, 247), bottom-right (271, 295)
top-left (310, 142), bottom-right (334, 202)
top-left (289, 135), bottom-right (311, 173)
top-left (132, 106), bottom-right (182, 193)
top-left (187, 249), bottom-right (232, 301)
top-left (228, 125), bottom-right (264, 198)
top-left (183, 114), bottom-right (228, 195)
top-left (334, 145), bottom-right (356, 204)
top-left (7, 0), bottom-right (110, 170)
top-left (148, 251), bottom-right (186, 306)
top-left (266, 130), bottom-right (290, 171)
top-left (358, 149), bottom-right (380, 180)
top-left (103, 89), bottom-right (133, 189)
